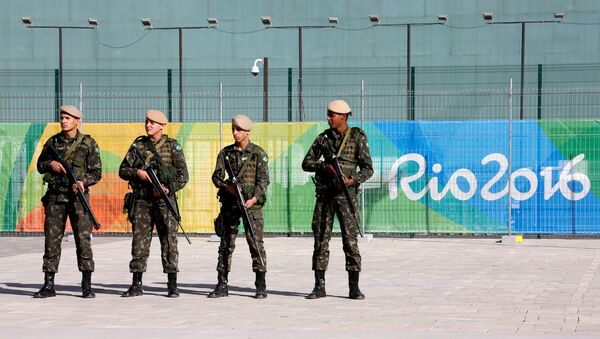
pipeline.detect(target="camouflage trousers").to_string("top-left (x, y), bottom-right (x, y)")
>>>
top-left (216, 205), bottom-right (267, 273)
top-left (128, 197), bottom-right (179, 273)
top-left (311, 191), bottom-right (361, 272)
top-left (41, 191), bottom-right (94, 273)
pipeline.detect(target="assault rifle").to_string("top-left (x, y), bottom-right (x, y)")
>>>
top-left (321, 134), bottom-right (363, 237)
top-left (130, 144), bottom-right (191, 244)
top-left (46, 143), bottom-right (101, 230)
top-left (223, 155), bottom-right (265, 266)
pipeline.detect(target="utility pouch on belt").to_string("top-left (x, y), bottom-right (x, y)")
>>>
top-left (122, 192), bottom-right (135, 222)
top-left (214, 212), bottom-right (225, 237)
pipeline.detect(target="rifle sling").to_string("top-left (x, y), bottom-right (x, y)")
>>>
top-left (336, 127), bottom-right (353, 157)
top-left (144, 136), bottom-right (167, 164)
top-left (62, 133), bottom-right (84, 162)
top-left (231, 145), bottom-right (259, 178)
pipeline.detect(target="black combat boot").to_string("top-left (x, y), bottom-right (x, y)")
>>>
top-left (207, 271), bottom-right (228, 298)
top-left (306, 270), bottom-right (326, 299)
top-left (121, 272), bottom-right (143, 297)
top-left (33, 272), bottom-right (56, 298)
top-left (254, 271), bottom-right (267, 299)
top-left (167, 273), bottom-right (179, 298)
top-left (81, 271), bottom-right (95, 298)
top-left (348, 271), bottom-right (365, 300)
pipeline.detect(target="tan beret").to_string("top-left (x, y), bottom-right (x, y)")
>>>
top-left (146, 109), bottom-right (168, 125)
top-left (327, 99), bottom-right (351, 114)
top-left (232, 114), bottom-right (253, 131)
top-left (60, 105), bottom-right (82, 119)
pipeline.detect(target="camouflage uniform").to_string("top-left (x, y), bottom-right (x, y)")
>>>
top-left (37, 131), bottom-right (102, 273)
top-left (211, 143), bottom-right (269, 273)
top-left (302, 127), bottom-right (373, 272)
top-left (119, 135), bottom-right (189, 274)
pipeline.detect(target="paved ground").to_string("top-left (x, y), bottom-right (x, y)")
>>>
top-left (1, 235), bottom-right (600, 338)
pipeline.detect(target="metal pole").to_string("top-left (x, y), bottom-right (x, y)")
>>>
top-left (406, 24), bottom-right (412, 120)
top-left (360, 80), bottom-right (365, 235)
top-left (79, 82), bottom-right (83, 132)
top-left (508, 79), bottom-right (513, 235)
top-left (58, 27), bottom-right (63, 109)
top-left (537, 64), bottom-right (542, 120)
top-left (519, 22), bottom-right (525, 120)
top-left (219, 82), bottom-right (223, 151)
top-left (167, 69), bottom-right (173, 121)
top-left (287, 68), bottom-right (292, 121)
top-left (263, 57), bottom-right (269, 122)
top-left (298, 27), bottom-right (303, 121)
top-left (179, 28), bottom-right (183, 122)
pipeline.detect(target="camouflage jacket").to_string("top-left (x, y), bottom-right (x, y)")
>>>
top-left (212, 142), bottom-right (270, 209)
top-left (37, 131), bottom-right (102, 193)
top-left (119, 135), bottom-right (189, 194)
top-left (302, 127), bottom-right (373, 192)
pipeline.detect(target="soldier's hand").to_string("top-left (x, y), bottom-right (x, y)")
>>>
top-left (245, 196), bottom-right (257, 209)
top-left (344, 177), bottom-right (356, 187)
top-left (162, 185), bottom-right (170, 195)
top-left (72, 181), bottom-right (85, 193)
top-left (49, 160), bottom-right (66, 174)
top-left (136, 169), bottom-right (151, 182)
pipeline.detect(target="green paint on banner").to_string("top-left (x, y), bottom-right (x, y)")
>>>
top-left (540, 120), bottom-right (600, 197)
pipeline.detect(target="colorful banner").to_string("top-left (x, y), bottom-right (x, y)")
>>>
top-left (1, 120), bottom-right (598, 234)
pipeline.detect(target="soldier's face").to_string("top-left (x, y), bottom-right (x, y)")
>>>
top-left (232, 125), bottom-right (250, 143)
top-left (59, 114), bottom-right (79, 133)
top-left (145, 119), bottom-right (164, 137)
top-left (327, 110), bottom-right (347, 130)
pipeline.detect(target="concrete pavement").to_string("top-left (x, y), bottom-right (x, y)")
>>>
top-left (1, 236), bottom-right (600, 338)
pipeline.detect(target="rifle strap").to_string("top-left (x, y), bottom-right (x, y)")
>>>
top-left (144, 136), bottom-right (167, 164)
top-left (336, 127), bottom-right (353, 157)
top-left (236, 145), bottom-right (260, 178)
top-left (62, 133), bottom-right (84, 161)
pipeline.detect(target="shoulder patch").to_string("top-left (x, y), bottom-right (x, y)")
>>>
top-left (175, 143), bottom-right (183, 151)
top-left (95, 146), bottom-right (101, 154)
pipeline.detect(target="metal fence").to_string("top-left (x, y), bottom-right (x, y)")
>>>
top-left (0, 84), bottom-right (598, 235)
top-left (2, 86), bottom-right (600, 124)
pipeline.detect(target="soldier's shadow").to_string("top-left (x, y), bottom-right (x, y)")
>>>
top-left (93, 283), bottom-right (175, 297)
top-left (178, 282), bottom-right (307, 298)
top-left (1, 282), bottom-right (117, 297)
top-left (0, 282), bottom-right (40, 296)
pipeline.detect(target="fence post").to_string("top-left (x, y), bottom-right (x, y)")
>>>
top-left (508, 79), bottom-right (513, 236)
top-left (54, 69), bottom-right (60, 121)
top-left (360, 80), bottom-right (365, 235)
top-left (219, 82), bottom-right (223, 151)
top-left (287, 68), bottom-right (293, 122)
top-left (167, 69), bottom-right (173, 122)
top-left (537, 64), bottom-right (542, 120)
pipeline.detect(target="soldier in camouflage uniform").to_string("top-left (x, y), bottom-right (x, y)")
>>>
top-left (302, 99), bottom-right (373, 300)
top-left (35, 105), bottom-right (102, 299)
top-left (119, 109), bottom-right (189, 298)
top-left (209, 114), bottom-right (270, 299)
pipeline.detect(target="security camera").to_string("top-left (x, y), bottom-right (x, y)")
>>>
top-left (251, 58), bottom-right (263, 76)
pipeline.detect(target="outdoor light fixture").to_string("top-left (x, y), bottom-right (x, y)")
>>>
top-left (483, 12), bottom-right (494, 22)
top-left (328, 17), bottom-right (339, 24)
top-left (368, 15), bottom-right (380, 24)
top-left (141, 18), bottom-right (152, 27)
top-left (438, 15), bottom-right (448, 23)
top-left (554, 12), bottom-right (565, 21)
top-left (21, 16), bottom-right (32, 25)
top-left (88, 18), bottom-right (98, 26)
top-left (261, 16), bottom-right (272, 26)
top-left (207, 17), bottom-right (218, 26)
